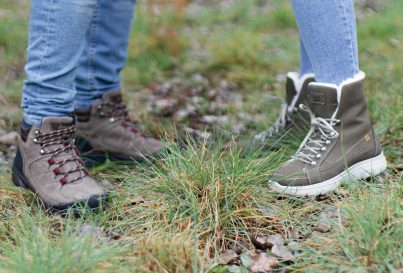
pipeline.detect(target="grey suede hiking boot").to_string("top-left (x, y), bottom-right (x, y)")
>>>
top-left (11, 117), bottom-right (107, 213)
top-left (269, 73), bottom-right (387, 196)
top-left (75, 91), bottom-right (164, 166)
top-left (241, 72), bottom-right (315, 150)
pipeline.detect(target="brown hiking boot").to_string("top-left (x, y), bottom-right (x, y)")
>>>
top-left (241, 72), bottom-right (315, 150)
top-left (269, 73), bottom-right (387, 196)
top-left (11, 117), bottom-right (107, 213)
top-left (75, 91), bottom-right (164, 166)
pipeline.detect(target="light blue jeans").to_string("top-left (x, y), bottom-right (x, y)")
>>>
top-left (21, 0), bottom-right (359, 125)
top-left (292, 0), bottom-right (359, 83)
top-left (22, 0), bottom-right (135, 125)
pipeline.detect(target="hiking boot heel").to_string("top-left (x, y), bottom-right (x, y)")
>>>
top-left (11, 148), bottom-right (29, 188)
top-left (12, 168), bottom-right (29, 188)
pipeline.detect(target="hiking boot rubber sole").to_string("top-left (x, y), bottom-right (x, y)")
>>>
top-left (11, 149), bottom-right (108, 215)
top-left (269, 152), bottom-right (388, 196)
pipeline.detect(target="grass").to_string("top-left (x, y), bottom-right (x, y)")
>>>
top-left (0, 0), bottom-right (402, 272)
top-left (296, 184), bottom-right (402, 272)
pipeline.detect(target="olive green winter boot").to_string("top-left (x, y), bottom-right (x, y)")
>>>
top-left (269, 73), bottom-right (387, 196)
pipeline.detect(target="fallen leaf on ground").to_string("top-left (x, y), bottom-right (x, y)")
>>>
top-left (247, 252), bottom-right (278, 273)
top-left (219, 249), bottom-right (239, 265)
top-left (271, 244), bottom-right (294, 261)
top-left (77, 224), bottom-right (108, 241)
top-left (314, 221), bottom-right (332, 233)
top-left (251, 236), bottom-right (270, 250)
top-left (266, 234), bottom-right (284, 248)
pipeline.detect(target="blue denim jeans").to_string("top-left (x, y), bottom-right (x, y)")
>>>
top-left (22, 0), bottom-right (135, 125)
top-left (21, 0), bottom-right (359, 125)
top-left (292, 0), bottom-right (359, 83)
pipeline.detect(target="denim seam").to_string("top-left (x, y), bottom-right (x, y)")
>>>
top-left (88, 4), bottom-right (99, 92)
top-left (338, 0), bottom-right (356, 78)
top-left (39, 0), bottom-right (56, 86)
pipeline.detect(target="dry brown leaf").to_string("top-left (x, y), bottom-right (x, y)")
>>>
top-left (219, 249), bottom-right (239, 265)
top-left (248, 253), bottom-right (278, 273)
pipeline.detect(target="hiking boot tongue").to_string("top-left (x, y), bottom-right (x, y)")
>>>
top-left (40, 117), bottom-right (84, 180)
top-left (39, 117), bottom-right (75, 156)
top-left (307, 83), bottom-right (338, 119)
top-left (102, 91), bottom-right (122, 104)
top-left (40, 117), bottom-right (74, 132)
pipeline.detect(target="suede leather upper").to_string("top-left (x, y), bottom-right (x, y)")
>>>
top-left (17, 117), bottom-right (105, 207)
top-left (75, 91), bottom-right (164, 159)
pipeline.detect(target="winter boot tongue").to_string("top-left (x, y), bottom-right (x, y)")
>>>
top-left (307, 84), bottom-right (338, 119)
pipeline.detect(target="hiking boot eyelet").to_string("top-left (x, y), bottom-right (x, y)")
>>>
top-left (40, 149), bottom-right (45, 154)
top-left (316, 154), bottom-right (322, 158)
top-left (321, 147), bottom-right (326, 151)
top-left (35, 130), bottom-right (39, 135)
top-left (48, 158), bottom-right (55, 165)
top-left (59, 177), bottom-right (67, 185)
top-left (311, 161), bottom-right (317, 166)
top-left (33, 138), bottom-right (38, 143)
top-left (325, 140), bottom-right (331, 145)
top-left (330, 132), bottom-right (336, 137)
top-left (109, 117), bottom-right (115, 122)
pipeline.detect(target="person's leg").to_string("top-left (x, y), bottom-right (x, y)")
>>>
top-left (74, 0), bottom-right (136, 109)
top-left (72, 0), bottom-right (163, 166)
top-left (15, 0), bottom-right (107, 212)
top-left (21, 0), bottom-right (98, 125)
top-left (299, 38), bottom-right (314, 77)
top-left (291, 0), bottom-right (359, 85)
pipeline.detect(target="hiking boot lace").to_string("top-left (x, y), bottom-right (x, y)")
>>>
top-left (33, 125), bottom-right (88, 185)
top-left (292, 104), bottom-right (340, 166)
top-left (97, 101), bottom-right (148, 138)
top-left (254, 103), bottom-right (295, 141)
